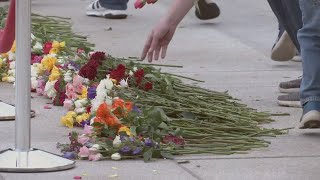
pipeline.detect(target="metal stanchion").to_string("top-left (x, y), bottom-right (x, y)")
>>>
top-left (0, 0), bottom-right (75, 172)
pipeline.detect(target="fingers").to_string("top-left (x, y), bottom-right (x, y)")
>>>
top-left (148, 35), bottom-right (160, 62)
top-left (141, 33), bottom-right (153, 60)
top-left (161, 45), bottom-right (168, 59)
top-left (154, 46), bottom-right (161, 61)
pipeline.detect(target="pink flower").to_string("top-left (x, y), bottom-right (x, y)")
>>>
top-left (63, 99), bottom-right (74, 110)
top-left (78, 135), bottom-right (90, 145)
top-left (134, 0), bottom-right (145, 9)
top-left (36, 79), bottom-right (46, 96)
top-left (66, 83), bottom-right (78, 99)
top-left (84, 125), bottom-right (93, 135)
top-left (73, 75), bottom-right (84, 93)
top-left (88, 153), bottom-right (102, 161)
top-left (78, 146), bottom-right (90, 158)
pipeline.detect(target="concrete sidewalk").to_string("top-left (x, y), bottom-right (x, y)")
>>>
top-left (1, 0), bottom-right (319, 179)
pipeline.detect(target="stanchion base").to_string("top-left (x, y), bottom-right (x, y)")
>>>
top-left (0, 148), bottom-right (75, 172)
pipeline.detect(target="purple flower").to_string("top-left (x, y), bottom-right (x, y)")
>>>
top-left (132, 147), bottom-right (142, 155)
top-left (129, 137), bottom-right (135, 143)
top-left (68, 60), bottom-right (81, 70)
top-left (87, 87), bottom-right (97, 99)
top-left (133, 106), bottom-right (142, 114)
top-left (120, 146), bottom-right (131, 154)
top-left (63, 152), bottom-right (76, 160)
top-left (144, 138), bottom-right (153, 147)
top-left (120, 136), bottom-right (129, 142)
top-left (81, 120), bottom-right (91, 127)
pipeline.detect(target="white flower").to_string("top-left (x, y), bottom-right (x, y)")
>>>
top-left (8, 51), bottom-right (15, 61)
top-left (9, 61), bottom-right (15, 69)
top-left (33, 42), bottom-right (43, 50)
top-left (31, 65), bottom-right (38, 77)
top-left (83, 78), bottom-right (90, 85)
top-left (67, 64), bottom-right (75, 70)
top-left (105, 77), bottom-right (114, 91)
top-left (133, 67), bottom-right (137, 72)
top-left (6, 76), bottom-right (15, 83)
top-left (129, 70), bottom-right (134, 76)
top-left (111, 153), bottom-right (121, 161)
top-left (74, 99), bottom-right (88, 108)
top-left (44, 80), bottom-right (57, 98)
top-left (75, 107), bottom-right (86, 114)
top-left (90, 117), bottom-right (95, 125)
top-left (113, 136), bottom-right (121, 148)
top-left (89, 144), bottom-right (101, 153)
top-left (8, 69), bottom-right (15, 76)
top-left (64, 70), bottom-right (73, 83)
top-left (31, 33), bottom-right (36, 40)
top-left (90, 98), bottom-right (104, 112)
top-left (119, 79), bottom-right (128, 87)
top-left (105, 96), bottom-right (113, 105)
top-left (31, 77), bottom-right (38, 89)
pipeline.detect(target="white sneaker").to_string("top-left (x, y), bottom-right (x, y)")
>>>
top-left (271, 31), bottom-right (296, 61)
top-left (86, 0), bottom-right (127, 19)
top-left (299, 110), bottom-right (320, 129)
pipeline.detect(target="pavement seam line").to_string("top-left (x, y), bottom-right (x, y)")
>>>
top-left (176, 154), bottom-right (320, 161)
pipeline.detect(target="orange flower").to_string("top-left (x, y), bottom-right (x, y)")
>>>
top-left (112, 99), bottom-right (133, 118)
top-left (96, 102), bottom-right (120, 128)
top-left (97, 102), bottom-right (111, 118)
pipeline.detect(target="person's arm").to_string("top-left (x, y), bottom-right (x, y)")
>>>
top-left (0, 0), bottom-right (15, 53)
top-left (141, 0), bottom-right (195, 62)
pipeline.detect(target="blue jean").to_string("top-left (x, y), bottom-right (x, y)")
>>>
top-left (99, 0), bottom-right (129, 10)
top-left (298, 0), bottom-right (320, 109)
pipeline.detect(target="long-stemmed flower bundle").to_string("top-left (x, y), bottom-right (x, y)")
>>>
top-left (57, 51), bottom-right (288, 161)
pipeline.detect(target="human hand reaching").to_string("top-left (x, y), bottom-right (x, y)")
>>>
top-left (141, 19), bottom-right (177, 62)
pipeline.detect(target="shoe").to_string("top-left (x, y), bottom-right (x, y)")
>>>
top-left (195, 0), bottom-right (220, 20)
top-left (299, 110), bottom-right (320, 129)
top-left (291, 55), bottom-right (302, 62)
top-left (271, 31), bottom-right (296, 61)
top-left (278, 78), bottom-right (301, 93)
top-left (86, 0), bottom-right (127, 19)
top-left (277, 92), bottom-right (301, 108)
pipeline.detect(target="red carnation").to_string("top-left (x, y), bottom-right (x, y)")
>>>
top-left (134, 69), bottom-right (144, 85)
top-left (43, 42), bottom-right (52, 54)
top-left (147, 0), bottom-right (157, 4)
top-left (134, 0), bottom-right (145, 9)
top-left (163, 135), bottom-right (185, 146)
top-left (90, 51), bottom-right (106, 63)
top-left (144, 82), bottom-right (153, 91)
top-left (86, 106), bottom-right (92, 113)
top-left (53, 92), bottom-right (67, 106)
top-left (110, 64), bottom-right (126, 82)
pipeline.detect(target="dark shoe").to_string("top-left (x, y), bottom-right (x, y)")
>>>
top-left (278, 78), bottom-right (301, 93)
top-left (277, 92), bottom-right (301, 108)
top-left (195, 0), bottom-right (220, 20)
top-left (86, 0), bottom-right (127, 19)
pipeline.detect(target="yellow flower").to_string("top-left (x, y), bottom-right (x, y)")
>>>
top-left (52, 41), bottom-right (60, 49)
top-left (76, 113), bottom-right (90, 124)
top-left (66, 111), bottom-right (77, 118)
top-left (49, 48), bottom-right (59, 55)
top-left (36, 63), bottom-right (46, 75)
top-left (41, 56), bottom-right (57, 71)
top-left (60, 41), bottom-right (66, 48)
top-left (60, 115), bottom-right (74, 128)
top-left (10, 41), bottom-right (16, 53)
top-left (48, 65), bottom-right (61, 81)
top-left (60, 111), bottom-right (77, 128)
top-left (1, 53), bottom-right (8, 59)
top-left (2, 76), bottom-right (8, 82)
top-left (111, 79), bottom-right (117, 84)
top-left (0, 58), bottom-right (3, 68)
top-left (118, 126), bottom-right (132, 136)
top-left (79, 87), bottom-right (88, 99)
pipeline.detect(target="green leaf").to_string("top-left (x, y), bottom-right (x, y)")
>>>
top-left (91, 122), bottom-right (104, 127)
top-left (130, 126), bottom-right (137, 136)
top-left (158, 122), bottom-right (169, 130)
top-left (143, 148), bottom-right (153, 162)
top-left (174, 128), bottom-right (183, 136)
top-left (160, 151), bottom-right (174, 160)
